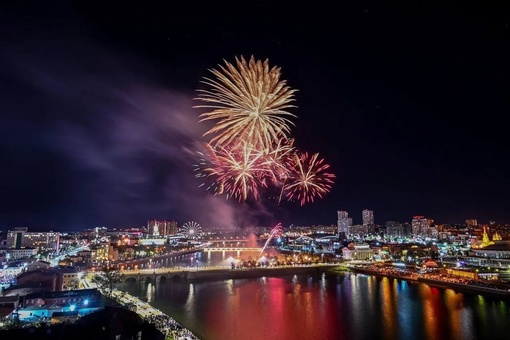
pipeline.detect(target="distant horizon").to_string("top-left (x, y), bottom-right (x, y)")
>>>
top-left (0, 216), bottom-right (506, 233)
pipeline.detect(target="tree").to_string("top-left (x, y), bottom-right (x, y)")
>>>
top-left (92, 267), bottom-right (122, 298)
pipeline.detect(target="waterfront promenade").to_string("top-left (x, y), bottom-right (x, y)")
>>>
top-left (350, 264), bottom-right (510, 298)
top-left (85, 276), bottom-right (200, 340)
top-left (110, 289), bottom-right (199, 340)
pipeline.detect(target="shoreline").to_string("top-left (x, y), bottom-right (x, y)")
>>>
top-left (86, 273), bottom-right (201, 340)
top-left (115, 264), bottom-right (339, 338)
top-left (113, 264), bottom-right (510, 339)
top-left (110, 289), bottom-right (200, 340)
top-left (350, 267), bottom-right (510, 298)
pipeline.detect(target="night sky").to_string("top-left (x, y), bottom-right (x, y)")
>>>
top-left (1, 1), bottom-right (509, 231)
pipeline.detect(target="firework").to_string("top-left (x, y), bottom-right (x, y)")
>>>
top-left (260, 223), bottom-right (283, 256)
top-left (259, 137), bottom-right (295, 187)
top-left (193, 56), bottom-right (336, 205)
top-left (283, 152), bottom-right (335, 206)
top-left (194, 146), bottom-right (224, 195)
top-left (198, 142), bottom-right (269, 201)
top-left (194, 56), bottom-right (298, 151)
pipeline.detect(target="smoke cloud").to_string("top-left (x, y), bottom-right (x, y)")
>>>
top-left (0, 42), bottom-right (275, 230)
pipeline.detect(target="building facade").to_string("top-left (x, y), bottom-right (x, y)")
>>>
top-left (362, 209), bottom-right (374, 226)
top-left (6, 227), bottom-right (60, 251)
top-left (337, 211), bottom-right (353, 239)
top-left (147, 220), bottom-right (178, 237)
top-left (411, 216), bottom-right (434, 236)
top-left (3, 248), bottom-right (38, 260)
top-left (342, 243), bottom-right (374, 261)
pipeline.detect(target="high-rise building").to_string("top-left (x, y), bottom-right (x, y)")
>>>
top-left (337, 211), bottom-right (352, 239)
top-left (147, 220), bottom-right (178, 237)
top-left (362, 209), bottom-right (374, 226)
top-left (466, 219), bottom-right (478, 227)
top-left (6, 227), bottom-right (27, 249)
top-left (6, 227), bottom-right (60, 251)
top-left (411, 216), bottom-right (433, 236)
top-left (385, 221), bottom-right (403, 237)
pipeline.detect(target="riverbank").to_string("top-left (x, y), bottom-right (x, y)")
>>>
top-left (110, 289), bottom-right (200, 340)
top-left (349, 266), bottom-right (419, 282)
top-left (85, 275), bottom-right (200, 340)
top-left (350, 266), bottom-right (510, 298)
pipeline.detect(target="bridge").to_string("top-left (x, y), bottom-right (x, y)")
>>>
top-left (202, 247), bottom-right (262, 252)
top-left (119, 266), bottom-right (227, 283)
top-left (118, 264), bottom-right (339, 283)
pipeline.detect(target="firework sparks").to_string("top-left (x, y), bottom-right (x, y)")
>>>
top-left (260, 223), bottom-right (283, 256)
top-left (283, 152), bottom-right (336, 206)
top-left (198, 142), bottom-right (269, 202)
top-left (260, 137), bottom-right (295, 185)
top-left (194, 56), bottom-right (298, 151)
top-left (194, 56), bottom-right (336, 205)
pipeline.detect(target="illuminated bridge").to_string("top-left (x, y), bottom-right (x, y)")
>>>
top-left (203, 247), bottom-right (262, 252)
top-left (117, 264), bottom-right (338, 283)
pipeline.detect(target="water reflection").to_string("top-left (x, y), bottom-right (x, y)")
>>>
top-left (226, 279), bottom-right (234, 296)
top-left (119, 261), bottom-right (510, 340)
top-left (420, 284), bottom-right (443, 340)
top-left (184, 283), bottom-right (195, 313)
top-left (380, 277), bottom-right (397, 340)
top-left (444, 289), bottom-right (470, 340)
top-left (146, 282), bottom-right (155, 303)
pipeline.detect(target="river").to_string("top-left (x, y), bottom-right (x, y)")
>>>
top-left (119, 251), bottom-right (510, 340)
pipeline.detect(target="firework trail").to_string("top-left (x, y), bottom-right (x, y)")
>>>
top-left (260, 223), bottom-right (283, 256)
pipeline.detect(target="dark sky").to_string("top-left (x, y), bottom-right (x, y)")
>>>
top-left (1, 1), bottom-right (509, 231)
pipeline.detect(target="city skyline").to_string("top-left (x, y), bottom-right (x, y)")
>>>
top-left (0, 209), bottom-right (501, 233)
top-left (1, 2), bottom-right (509, 230)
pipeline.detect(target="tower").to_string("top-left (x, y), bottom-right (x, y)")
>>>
top-left (362, 209), bottom-right (374, 226)
top-left (337, 210), bottom-right (352, 240)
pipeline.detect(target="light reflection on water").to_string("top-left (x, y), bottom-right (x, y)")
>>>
top-left (119, 252), bottom-right (510, 340)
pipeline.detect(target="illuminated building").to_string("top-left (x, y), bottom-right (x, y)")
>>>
top-left (108, 244), bottom-right (119, 262)
top-left (493, 231), bottom-right (502, 241)
top-left (466, 219), bottom-right (478, 227)
top-left (349, 224), bottom-right (373, 236)
top-left (337, 210), bottom-right (352, 239)
top-left (13, 266), bottom-right (81, 292)
top-left (6, 227), bottom-right (60, 251)
top-left (342, 243), bottom-right (374, 260)
top-left (59, 267), bottom-right (81, 290)
top-left (362, 209), bottom-right (374, 226)
top-left (471, 241), bottom-right (510, 264)
top-left (3, 247), bottom-right (38, 259)
top-left (90, 243), bottom-right (109, 263)
top-left (411, 216), bottom-right (433, 236)
top-left (16, 288), bottom-right (102, 322)
top-left (6, 227), bottom-right (27, 249)
top-left (147, 220), bottom-right (178, 237)
top-left (385, 221), bottom-right (403, 237)
top-left (473, 226), bottom-right (495, 248)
